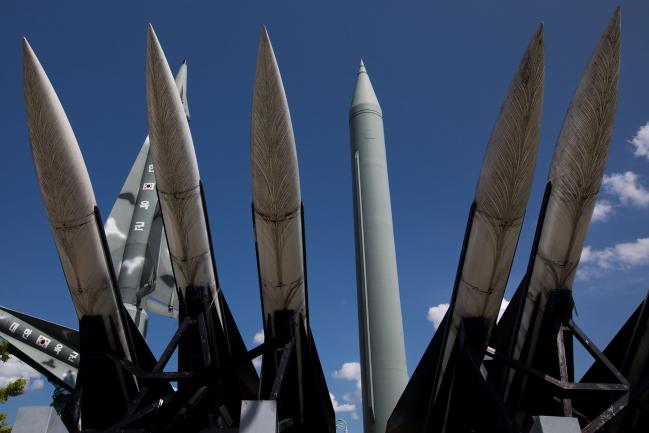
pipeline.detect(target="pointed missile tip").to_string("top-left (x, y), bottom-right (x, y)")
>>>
top-left (181, 58), bottom-right (187, 65)
top-left (260, 25), bottom-right (270, 42)
top-left (603, 6), bottom-right (621, 44)
top-left (146, 23), bottom-right (160, 49)
top-left (358, 59), bottom-right (367, 74)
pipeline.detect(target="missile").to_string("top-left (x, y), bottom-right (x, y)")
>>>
top-left (251, 27), bottom-right (334, 431)
top-left (146, 25), bottom-right (216, 311)
top-left (497, 8), bottom-right (621, 402)
top-left (22, 38), bottom-right (164, 428)
top-left (0, 306), bottom-right (79, 390)
top-left (349, 60), bottom-right (409, 433)
top-left (146, 24), bottom-right (257, 425)
top-left (107, 63), bottom-right (187, 337)
top-left (387, 25), bottom-right (544, 433)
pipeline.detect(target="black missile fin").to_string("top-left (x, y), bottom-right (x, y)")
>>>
top-left (386, 314), bottom-right (446, 433)
top-left (218, 290), bottom-right (260, 398)
top-left (299, 320), bottom-right (336, 433)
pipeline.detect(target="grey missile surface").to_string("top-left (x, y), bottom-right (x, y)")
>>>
top-left (251, 27), bottom-right (335, 432)
top-left (387, 25), bottom-right (545, 433)
top-left (349, 60), bottom-right (408, 433)
top-left (502, 9), bottom-right (620, 403)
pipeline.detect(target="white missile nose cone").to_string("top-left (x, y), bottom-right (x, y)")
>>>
top-left (23, 40), bottom-right (96, 223)
top-left (146, 23), bottom-right (199, 193)
top-left (350, 59), bottom-right (381, 115)
top-left (251, 25), bottom-right (301, 214)
top-left (358, 59), bottom-right (366, 74)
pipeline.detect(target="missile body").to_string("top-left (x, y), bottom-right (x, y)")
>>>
top-left (439, 24), bottom-right (544, 385)
top-left (505, 10), bottom-right (620, 400)
top-left (251, 29), bottom-right (306, 331)
top-left (108, 63), bottom-right (187, 336)
top-left (0, 306), bottom-right (79, 390)
top-left (387, 26), bottom-right (544, 433)
top-left (23, 39), bottom-right (146, 428)
top-left (349, 61), bottom-right (409, 433)
top-left (146, 31), bottom-right (217, 311)
top-left (146, 25), bottom-right (257, 426)
top-left (251, 28), bottom-right (335, 432)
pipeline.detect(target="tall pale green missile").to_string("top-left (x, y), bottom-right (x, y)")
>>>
top-left (349, 61), bottom-right (408, 433)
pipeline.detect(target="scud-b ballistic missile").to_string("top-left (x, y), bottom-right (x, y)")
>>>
top-left (146, 24), bottom-right (258, 428)
top-left (349, 60), bottom-right (408, 433)
top-left (23, 39), bottom-right (168, 429)
top-left (0, 306), bottom-right (79, 390)
top-left (492, 9), bottom-right (620, 410)
top-left (251, 28), bottom-right (335, 432)
top-left (387, 25), bottom-right (544, 433)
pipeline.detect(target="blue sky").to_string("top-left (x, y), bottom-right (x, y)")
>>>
top-left (1, 1), bottom-right (648, 430)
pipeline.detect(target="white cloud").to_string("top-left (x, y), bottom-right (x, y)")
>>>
top-left (0, 356), bottom-right (44, 391)
top-left (427, 299), bottom-right (509, 329)
top-left (630, 121), bottom-right (649, 161)
top-left (330, 392), bottom-right (356, 413)
top-left (121, 256), bottom-right (145, 275)
top-left (253, 330), bottom-right (265, 345)
top-left (592, 201), bottom-right (615, 222)
top-left (331, 361), bottom-right (363, 420)
top-left (426, 303), bottom-right (449, 329)
top-left (602, 172), bottom-right (649, 208)
top-left (29, 378), bottom-right (45, 391)
top-left (497, 298), bottom-right (510, 322)
top-left (332, 362), bottom-right (362, 392)
top-left (252, 356), bottom-right (262, 372)
top-left (104, 217), bottom-right (127, 240)
top-left (579, 238), bottom-right (649, 279)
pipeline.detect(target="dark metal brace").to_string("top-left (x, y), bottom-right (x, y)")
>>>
top-left (270, 340), bottom-right (295, 400)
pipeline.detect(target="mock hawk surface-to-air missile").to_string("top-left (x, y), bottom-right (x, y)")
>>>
top-left (5, 6), bottom-right (648, 433)
top-left (23, 38), bottom-right (173, 430)
top-left (250, 28), bottom-right (335, 433)
top-left (145, 24), bottom-right (259, 429)
top-left (386, 23), bottom-right (545, 433)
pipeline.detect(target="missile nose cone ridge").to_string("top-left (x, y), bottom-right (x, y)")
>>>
top-left (251, 27), bottom-right (301, 215)
top-left (350, 59), bottom-right (381, 117)
top-left (23, 39), bottom-right (96, 224)
top-left (548, 7), bottom-right (620, 197)
top-left (474, 24), bottom-right (544, 221)
top-left (146, 24), bottom-right (199, 193)
top-left (174, 60), bottom-right (190, 121)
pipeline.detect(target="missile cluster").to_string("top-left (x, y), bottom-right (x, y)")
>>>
top-left (6, 5), bottom-right (647, 433)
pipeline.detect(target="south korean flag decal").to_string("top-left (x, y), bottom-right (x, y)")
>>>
top-left (143, 183), bottom-right (155, 190)
top-left (36, 335), bottom-right (51, 349)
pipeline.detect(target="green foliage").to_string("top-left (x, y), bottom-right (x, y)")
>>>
top-left (0, 379), bottom-right (25, 404)
top-left (0, 339), bottom-right (26, 433)
top-left (0, 341), bottom-right (9, 363)
top-left (0, 412), bottom-right (11, 433)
